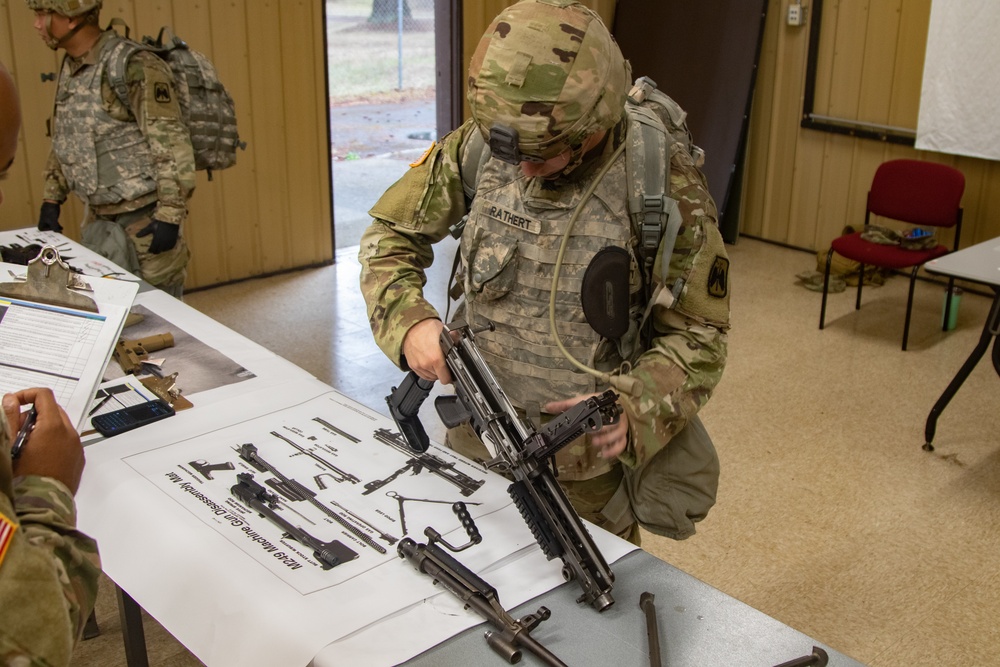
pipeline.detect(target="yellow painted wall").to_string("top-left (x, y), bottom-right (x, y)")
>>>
top-left (0, 0), bottom-right (333, 290)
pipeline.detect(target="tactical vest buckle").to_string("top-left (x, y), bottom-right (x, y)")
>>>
top-left (640, 194), bottom-right (665, 250)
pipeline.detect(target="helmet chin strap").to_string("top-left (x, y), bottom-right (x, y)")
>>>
top-left (42, 12), bottom-right (90, 51)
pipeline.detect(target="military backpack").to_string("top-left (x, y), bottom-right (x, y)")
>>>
top-left (107, 24), bottom-right (244, 179)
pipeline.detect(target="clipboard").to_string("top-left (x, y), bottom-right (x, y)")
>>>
top-left (0, 244), bottom-right (99, 312)
top-left (0, 245), bottom-right (139, 430)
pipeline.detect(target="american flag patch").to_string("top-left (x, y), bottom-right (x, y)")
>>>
top-left (0, 510), bottom-right (16, 568)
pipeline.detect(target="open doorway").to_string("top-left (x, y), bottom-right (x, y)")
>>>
top-left (325, 0), bottom-right (438, 250)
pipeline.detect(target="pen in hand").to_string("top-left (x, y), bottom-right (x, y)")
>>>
top-left (88, 393), bottom-right (113, 416)
top-left (10, 406), bottom-right (38, 460)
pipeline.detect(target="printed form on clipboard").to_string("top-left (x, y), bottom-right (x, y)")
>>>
top-left (0, 246), bottom-right (138, 430)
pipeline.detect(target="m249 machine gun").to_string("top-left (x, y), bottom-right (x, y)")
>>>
top-left (387, 321), bottom-right (619, 611)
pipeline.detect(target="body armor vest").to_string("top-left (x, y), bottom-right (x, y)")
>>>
top-left (461, 149), bottom-right (644, 478)
top-left (52, 36), bottom-right (157, 207)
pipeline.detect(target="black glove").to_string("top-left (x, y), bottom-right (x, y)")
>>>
top-left (136, 219), bottom-right (179, 254)
top-left (38, 201), bottom-right (63, 233)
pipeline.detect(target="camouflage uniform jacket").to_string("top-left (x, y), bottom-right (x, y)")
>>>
top-left (43, 29), bottom-right (195, 226)
top-left (0, 417), bottom-right (101, 667)
top-left (360, 117), bottom-right (730, 482)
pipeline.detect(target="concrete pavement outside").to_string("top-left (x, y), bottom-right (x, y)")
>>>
top-left (330, 97), bottom-right (437, 250)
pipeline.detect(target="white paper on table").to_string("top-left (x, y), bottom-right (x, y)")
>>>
top-left (77, 379), bottom-right (558, 667)
top-left (0, 261), bottom-right (138, 429)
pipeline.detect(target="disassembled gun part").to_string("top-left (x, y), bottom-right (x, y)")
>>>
top-left (230, 473), bottom-right (358, 570)
top-left (639, 592), bottom-right (662, 667)
top-left (114, 333), bottom-right (174, 374)
top-left (386, 490), bottom-right (481, 537)
top-left (772, 647), bottom-right (829, 667)
top-left (422, 502), bottom-right (483, 553)
top-left (398, 535), bottom-right (567, 667)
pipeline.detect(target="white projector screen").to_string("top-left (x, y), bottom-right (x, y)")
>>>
top-left (916, 0), bottom-right (1000, 161)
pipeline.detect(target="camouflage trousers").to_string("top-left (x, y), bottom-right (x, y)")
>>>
top-left (81, 203), bottom-right (190, 298)
top-left (447, 422), bottom-right (642, 546)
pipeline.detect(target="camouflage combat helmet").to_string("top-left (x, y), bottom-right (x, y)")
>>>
top-left (467, 0), bottom-right (631, 167)
top-left (27, 0), bottom-right (101, 50)
top-left (25, 0), bottom-right (101, 17)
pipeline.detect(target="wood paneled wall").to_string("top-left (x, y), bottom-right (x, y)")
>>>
top-left (0, 0), bottom-right (333, 290)
top-left (6, 0), bottom-right (995, 292)
top-left (743, 0), bottom-right (1000, 251)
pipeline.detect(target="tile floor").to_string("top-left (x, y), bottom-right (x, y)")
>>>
top-left (70, 237), bottom-right (1000, 666)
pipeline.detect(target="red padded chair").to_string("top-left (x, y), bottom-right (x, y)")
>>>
top-left (819, 159), bottom-right (964, 350)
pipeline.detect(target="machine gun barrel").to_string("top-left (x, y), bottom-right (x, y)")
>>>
top-left (398, 537), bottom-right (568, 667)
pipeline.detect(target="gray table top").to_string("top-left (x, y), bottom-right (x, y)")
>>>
top-left (403, 549), bottom-right (866, 667)
top-left (926, 237), bottom-right (1000, 286)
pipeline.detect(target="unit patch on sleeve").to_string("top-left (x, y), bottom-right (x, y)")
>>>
top-left (708, 255), bottom-right (729, 298)
top-left (484, 204), bottom-right (541, 234)
top-left (154, 82), bottom-right (172, 104)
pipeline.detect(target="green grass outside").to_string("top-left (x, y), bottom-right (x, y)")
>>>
top-left (326, 0), bottom-right (436, 103)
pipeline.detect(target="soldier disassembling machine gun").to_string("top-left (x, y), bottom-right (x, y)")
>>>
top-left (387, 320), bottom-right (619, 612)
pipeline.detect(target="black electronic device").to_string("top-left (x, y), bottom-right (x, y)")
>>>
top-left (92, 400), bottom-right (175, 437)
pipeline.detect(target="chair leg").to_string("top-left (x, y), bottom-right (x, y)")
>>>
top-left (819, 248), bottom-right (834, 330)
top-left (902, 265), bottom-right (919, 351)
top-left (942, 277), bottom-right (956, 332)
top-left (855, 263), bottom-right (865, 310)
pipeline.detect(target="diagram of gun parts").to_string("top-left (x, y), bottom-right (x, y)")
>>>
top-left (230, 473), bottom-right (357, 570)
top-left (311, 416), bottom-right (360, 443)
top-left (371, 427), bottom-right (484, 497)
top-left (236, 443), bottom-right (395, 552)
top-left (190, 459), bottom-right (235, 480)
top-left (270, 429), bottom-right (359, 484)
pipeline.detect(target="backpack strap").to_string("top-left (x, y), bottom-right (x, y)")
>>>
top-left (623, 89), bottom-right (685, 340)
top-left (624, 103), bottom-right (672, 267)
top-left (105, 31), bottom-right (153, 114)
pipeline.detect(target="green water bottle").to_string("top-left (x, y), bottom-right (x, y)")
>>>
top-left (941, 287), bottom-right (962, 331)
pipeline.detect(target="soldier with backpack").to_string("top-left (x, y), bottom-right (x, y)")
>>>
top-left (360, 0), bottom-right (731, 545)
top-left (28, 0), bottom-right (195, 297)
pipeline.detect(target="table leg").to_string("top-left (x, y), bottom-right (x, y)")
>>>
top-left (923, 291), bottom-right (1000, 451)
top-left (115, 584), bottom-right (150, 667)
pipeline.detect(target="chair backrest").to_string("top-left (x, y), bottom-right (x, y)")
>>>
top-left (867, 159), bottom-right (965, 228)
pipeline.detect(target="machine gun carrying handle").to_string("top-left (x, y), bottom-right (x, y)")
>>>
top-left (425, 502), bottom-right (483, 553)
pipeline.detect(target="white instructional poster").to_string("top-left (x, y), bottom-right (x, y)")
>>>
top-left (123, 391), bottom-right (499, 593)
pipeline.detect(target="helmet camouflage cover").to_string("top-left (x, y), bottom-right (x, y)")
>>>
top-left (25, 0), bottom-right (101, 17)
top-left (467, 0), bottom-right (631, 163)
